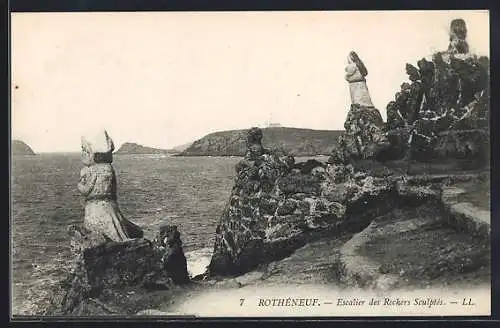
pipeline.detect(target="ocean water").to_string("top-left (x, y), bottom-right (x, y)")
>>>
top-left (11, 154), bottom-right (241, 315)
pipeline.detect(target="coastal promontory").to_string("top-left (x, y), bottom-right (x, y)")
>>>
top-left (114, 142), bottom-right (177, 155)
top-left (179, 127), bottom-right (343, 157)
top-left (12, 140), bottom-right (36, 155)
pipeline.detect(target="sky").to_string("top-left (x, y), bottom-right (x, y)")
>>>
top-left (11, 10), bottom-right (489, 153)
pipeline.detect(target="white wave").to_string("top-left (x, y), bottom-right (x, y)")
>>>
top-left (184, 247), bottom-right (212, 277)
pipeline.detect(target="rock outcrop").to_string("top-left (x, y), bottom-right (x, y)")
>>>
top-left (12, 139), bottom-right (36, 155)
top-left (48, 215), bottom-right (190, 315)
top-left (47, 225), bottom-right (173, 315)
top-left (208, 128), bottom-right (397, 277)
top-left (384, 18), bottom-right (489, 163)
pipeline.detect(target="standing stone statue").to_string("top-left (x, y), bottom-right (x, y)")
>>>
top-left (345, 51), bottom-right (374, 107)
top-left (331, 51), bottom-right (389, 162)
top-left (78, 129), bottom-right (143, 241)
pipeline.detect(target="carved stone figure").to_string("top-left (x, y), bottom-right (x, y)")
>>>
top-left (155, 225), bottom-right (189, 284)
top-left (335, 51), bottom-right (389, 161)
top-left (78, 129), bottom-right (143, 241)
top-left (344, 51), bottom-right (374, 107)
top-left (448, 18), bottom-right (469, 55)
top-left (384, 18), bottom-right (490, 163)
top-left (244, 127), bottom-right (267, 160)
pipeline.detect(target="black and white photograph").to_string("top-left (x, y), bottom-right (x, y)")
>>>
top-left (10, 10), bottom-right (491, 317)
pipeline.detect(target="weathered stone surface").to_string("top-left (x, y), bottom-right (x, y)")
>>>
top-left (441, 186), bottom-right (490, 240)
top-left (47, 236), bottom-right (168, 315)
top-left (434, 129), bottom-right (489, 165)
top-left (68, 224), bottom-right (108, 255)
top-left (208, 136), bottom-right (398, 276)
top-left (384, 18), bottom-right (489, 163)
top-left (48, 223), bottom-right (194, 315)
top-left (333, 203), bottom-right (490, 290)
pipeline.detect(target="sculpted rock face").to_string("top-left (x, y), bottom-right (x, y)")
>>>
top-left (153, 225), bottom-right (190, 284)
top-left (331, 52), bottom-right (389, 163)
top-left (385, 19), bottom-right (490, 163)
top-left (208, 128), bottom-right (396, 276)
top-left (78, 129), bottom-right (143, 241)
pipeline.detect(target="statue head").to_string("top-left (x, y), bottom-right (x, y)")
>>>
top-left (348, 51), bottom-right (368, 77)
top-left (81, 129), bottom-right (114, 165)
top-left (405, 63), bottom-right (421, 82)
top-left (345, 51), bottom-right (368, 83)
top-left (448, 19), bottom-right (469, 54)
top-left (450, 19), bottom-right (467, 41)
top-left (158, 225), bottom-right (181, 247)
top-left (246, 127), bottom-right (263, 146)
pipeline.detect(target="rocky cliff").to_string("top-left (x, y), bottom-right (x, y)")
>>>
top-left (180, 127), bottom-right (343, 157)
top-left (12, 140), bottom-right (36, 155)
top-left (115, 142), bottom-right (178, 155)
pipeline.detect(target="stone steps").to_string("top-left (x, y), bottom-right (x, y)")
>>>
top-left (441, 186), bottom-right (490, 240)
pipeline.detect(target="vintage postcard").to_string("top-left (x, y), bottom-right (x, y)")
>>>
top-left (10, 10), bottom-right (490, 318)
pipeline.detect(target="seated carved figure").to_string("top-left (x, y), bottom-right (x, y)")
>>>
top-left (78, 129), bottom-right (143, 241)
top-left (156, 225), bottom-right (189, 284)
top-left (244, 127), bottom-right (267, 160)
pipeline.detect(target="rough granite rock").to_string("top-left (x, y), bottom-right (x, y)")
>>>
top-left (384, 18), bottom-right (490, 163)
top-left (337, 104), bottom-right (391, 162)
top-left (208, 129), bottom-right (397, 276)
top-left (47, 224), bottom-right (191, 315)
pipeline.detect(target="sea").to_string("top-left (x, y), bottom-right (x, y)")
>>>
top-left (11, 153), bottom-right (242, 315)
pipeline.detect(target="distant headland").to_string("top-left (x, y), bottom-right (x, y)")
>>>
top-left (12, 140), bottom-right (36, 155)
top-left (179, 126), bottom-right (344, 157)
top-left (114, 142), bottom-right (179, 155)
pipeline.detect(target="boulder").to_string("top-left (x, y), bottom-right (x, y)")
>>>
top-left (47, 223), bottom-right (193, 315)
